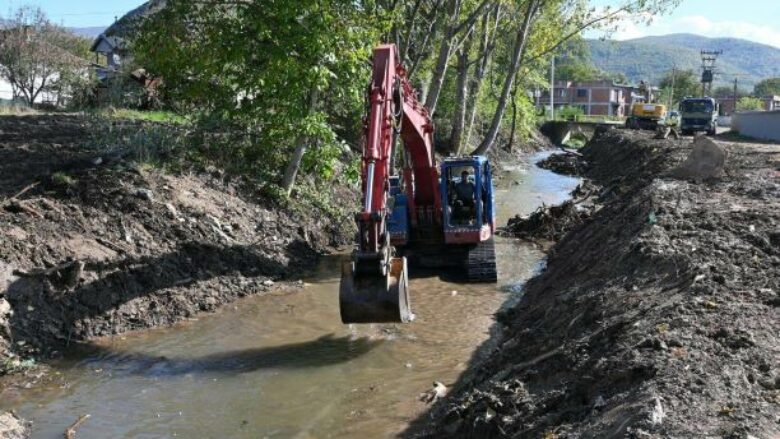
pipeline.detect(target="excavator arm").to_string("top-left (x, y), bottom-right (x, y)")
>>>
top-left (340, 44), bottom-right (440, 324)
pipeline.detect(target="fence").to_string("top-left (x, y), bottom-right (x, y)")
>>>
top-left (732, 111), bottom-right (780, 142)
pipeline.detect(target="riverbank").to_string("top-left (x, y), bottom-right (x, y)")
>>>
top-left (0, 115), bottom-right (356, 384)
top-left (411, 129), bottom-right (780, 437)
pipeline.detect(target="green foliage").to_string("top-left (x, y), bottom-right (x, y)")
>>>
top-left (133, 0), bottom-right (381, 190)
top-left (556, 105), bottom-right (585, 121)
top-left (753, 78), bottom-right (780, 97)
top-left (737, 96), bottom-right (764, 111)
top-left (51, 172), bottom-right (76, 187)
top-left (658, 69), bottom-right (700, 105)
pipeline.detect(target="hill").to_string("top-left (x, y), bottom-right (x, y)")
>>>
top-left (587, 33), bottom-right (780, 89)
top-left (69, 26), bottom-right (106, 38)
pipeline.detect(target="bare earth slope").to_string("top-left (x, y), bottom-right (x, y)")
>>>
top-left (0, 115), bottom-right (354, 378)
top-left (411, 130), bottom-right (779, 438)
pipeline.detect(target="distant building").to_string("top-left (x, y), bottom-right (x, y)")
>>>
top-left (90, 0), bottom-right (165, 80)
top-left (716, 95), bottom-right (780, 115)
top-left (537, 80), bottom-right (649, 117)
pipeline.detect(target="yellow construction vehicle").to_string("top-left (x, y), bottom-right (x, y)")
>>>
top-left (626, 103), bottom-right (667, 130)
top-left (625, 80), bottom-right (666, 131)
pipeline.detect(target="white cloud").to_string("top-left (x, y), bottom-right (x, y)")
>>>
top-left (594, 14), bottom-right (780, 48)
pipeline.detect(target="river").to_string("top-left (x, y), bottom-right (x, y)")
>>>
top-left (0, 152), bottom-right (579, 438)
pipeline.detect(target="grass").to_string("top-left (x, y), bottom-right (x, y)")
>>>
top-left (51, 171), bottom-right (76, 187)
top-left (90, 107), bottom-right (189, 125)
top-left (0, 100), bottom-right (37, 115)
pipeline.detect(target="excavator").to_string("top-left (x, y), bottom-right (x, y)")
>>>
top-left (339, 44), bottom-right (497, 324)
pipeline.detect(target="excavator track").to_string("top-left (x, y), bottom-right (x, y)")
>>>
top-left (466, 237), bottom-right (497, 283)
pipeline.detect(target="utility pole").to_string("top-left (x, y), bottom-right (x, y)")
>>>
top-left (700, 50), bottom-right (722, 97)
top-left (550, 55), bottom-right (555, 120)
top-left (733, 78), bottom-right (738, 114)
top-left (669, 66), bottom-right (676, 109)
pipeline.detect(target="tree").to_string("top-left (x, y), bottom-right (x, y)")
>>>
top-left (658, 69), bottom-right (699, 107)
top-left (737, 96), bottom-right (764, 111)
top-left (753, 78), bottom-right (780, 97)
top-left (0, 7), bottom-right (88, 106)
top-left (713, 86), bottom-right (734, 98)
top-left (135, 0), bottom-right (379, 194)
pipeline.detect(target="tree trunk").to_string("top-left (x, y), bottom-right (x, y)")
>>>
top-left (423, 0), bottom-right (460, 116)
top-left (464, 4), bottom-right (499, 147)
top-left (450, 27), bottom-right (474, 154)
top-left (423, 0), bottom-right (492, 116)
top-left (507, 82), bottom-right (519, 152)
top-left (281, 88), bottom-right (319, 196)
top-left (472, 0), bottom-right (539, 156)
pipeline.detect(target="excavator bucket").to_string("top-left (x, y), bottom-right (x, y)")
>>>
top-left (339, 257), bottom-right (413, 324)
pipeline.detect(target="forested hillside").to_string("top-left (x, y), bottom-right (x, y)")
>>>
top-left (587, 33), bottom-right (780, 88)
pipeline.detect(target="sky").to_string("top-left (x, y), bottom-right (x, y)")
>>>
top-left (3, 0), bottom-right (780, 48)
top-left (2, 0), bottom-right (146, 28)
top-left (586, 0), bottom-right (780, 48)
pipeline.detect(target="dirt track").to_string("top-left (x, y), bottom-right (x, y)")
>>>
top-left (0, 115), bottom-right (355, 381)
top-left (412, 129), bottom-right (780, 438)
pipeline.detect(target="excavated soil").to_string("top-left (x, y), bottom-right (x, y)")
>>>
top-left (410, 129), bottom-right (780, 438)
top-left (0, 115), bottom-right (355, 381)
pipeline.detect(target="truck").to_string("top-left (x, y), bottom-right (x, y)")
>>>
top-left (626, 102), bottom-right (667, 130)
top-left (679, 97), bottom-right (719, 136)
top-left (339, 44), bottom-right (497, 324)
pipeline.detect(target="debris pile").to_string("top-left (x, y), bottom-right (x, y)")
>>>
top-left (504, 200), bottom-right (590, 242)
top-left (535, 151), bottom-right (586, 175)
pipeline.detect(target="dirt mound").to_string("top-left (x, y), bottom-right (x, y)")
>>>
top-left (0, 115), bottom-right (355, 377)
top-left (410, 130), bottom-right (780, 437)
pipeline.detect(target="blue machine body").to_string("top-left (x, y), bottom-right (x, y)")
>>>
top-left (387, 156), bottom-right (495, 246)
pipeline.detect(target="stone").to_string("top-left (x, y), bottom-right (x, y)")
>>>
top-left (672, 137), bottom-right (727, 181)
top-left (134, 188), bottom-right (155, 201)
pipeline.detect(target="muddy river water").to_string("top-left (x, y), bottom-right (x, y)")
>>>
top-left (1, 152), bottom-right (579, 438)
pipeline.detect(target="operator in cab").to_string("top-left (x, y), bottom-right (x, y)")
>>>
top-left (452, 170), bottom-right (476, 223)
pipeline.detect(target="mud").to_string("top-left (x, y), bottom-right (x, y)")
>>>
top-left (411, 129), bottom-right (780, 438)
top-left (0, 115), bottom-right (355, 381)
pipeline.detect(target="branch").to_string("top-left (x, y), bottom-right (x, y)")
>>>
top-left (527, 1), bottom-right (641, 62)
top-left (452, 0), bottom-right (494, 36)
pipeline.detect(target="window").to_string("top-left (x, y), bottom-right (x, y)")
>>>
top-left (577, 89), bottom-right (588, 98)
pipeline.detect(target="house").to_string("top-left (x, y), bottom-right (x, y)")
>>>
top-left (716, 95), bottom-right (780, 115)
top-left (537, 79), bottom-right (646, 117)
top-left (90, 0), bottom-right (165, 78)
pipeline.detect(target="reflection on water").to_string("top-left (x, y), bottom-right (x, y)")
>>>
top-left (0, 152), bottom-right (579, 439)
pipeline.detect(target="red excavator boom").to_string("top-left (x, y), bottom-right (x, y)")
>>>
top-left (340, 44), bottom-right (440, 323)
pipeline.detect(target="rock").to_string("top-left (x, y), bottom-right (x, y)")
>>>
top-left (671, 137), bottom-right (727, 181)
top-left (262, 280), bottom-right (275, 287)
top-left (650, 397), bottom-right (665, 425)
top-left (0, 412), bottom-right (29, 439)
top-left (134, 188), bottom-right (155, 201)
top-left (420, 381), bottom-right (448, 404)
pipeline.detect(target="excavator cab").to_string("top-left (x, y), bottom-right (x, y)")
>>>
top-left (441, 157), bottom-right (495, 244)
